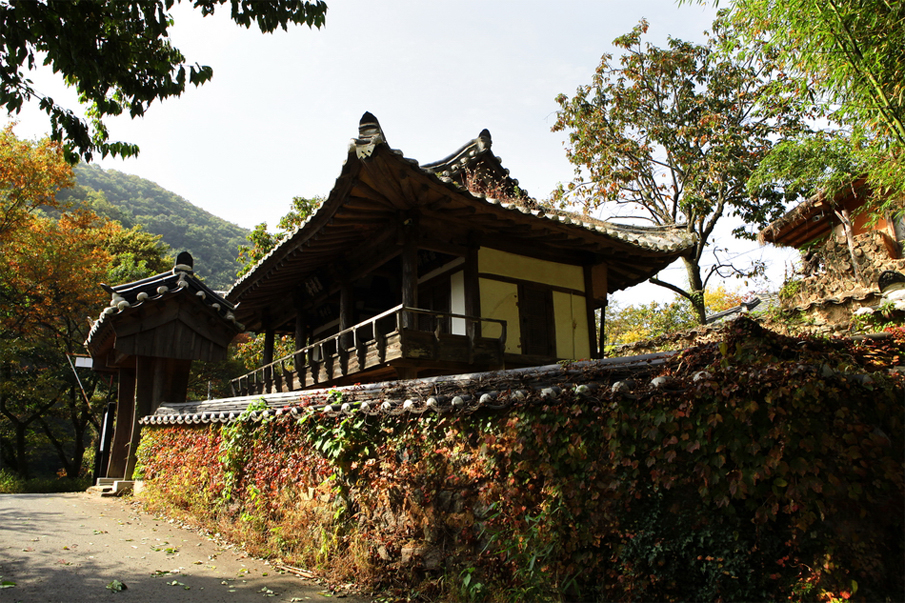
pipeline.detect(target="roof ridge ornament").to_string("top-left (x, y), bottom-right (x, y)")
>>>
top-left (476, 128), bottom-right (491, 153)
top-left (173, 250), bottom-right (194, 274)
top-left (354, 112), bottom-right (386, 159)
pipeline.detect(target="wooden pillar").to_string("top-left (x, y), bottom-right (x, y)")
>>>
top-left (401, 238), bottom-right (418, 329)
top-left (339, 282), bottom-right (353, 350)
top-left (263, 329), bottom-right (275, 366)
top-left (122, 356), bottom-right (193, 480)
top-left (262, 327), bottom-right (275, 391)
top-left (124, 357), bottom-right (155, 480)
top-left (294, 307), bottom-right (308, 370)
top-left (584, 265), bottom-right (600, 359)
top-left (599, 300), bottom-right (608, 358)
top-left (464, 245), bottom-right (480, 338)
top-left (294, 309), bottom-right (308, 352)
top-left (106, 368), bottom-right (135, 479)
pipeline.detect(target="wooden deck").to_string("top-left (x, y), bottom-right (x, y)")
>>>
top-left (230, 306), bottom-right (506, 395)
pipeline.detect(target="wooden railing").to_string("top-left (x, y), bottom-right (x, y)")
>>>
top-left (230, 305), bottom-right (507, 396)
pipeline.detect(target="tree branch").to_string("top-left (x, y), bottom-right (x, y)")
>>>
top-left (649, 277), bottom-right (693, 302)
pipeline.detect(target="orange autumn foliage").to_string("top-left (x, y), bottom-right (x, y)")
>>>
top-left (0, 124), bottom-right (74, 241)
top-left (1, 211), bottom-right (111, 344)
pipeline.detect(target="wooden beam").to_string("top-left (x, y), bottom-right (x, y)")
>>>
top-left (417, 236), bottom-right (470, 257)
top-left (478, 272), bottom-right (585, 297)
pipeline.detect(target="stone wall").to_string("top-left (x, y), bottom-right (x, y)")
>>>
top-left (780, 231), bottom-right (905, 322)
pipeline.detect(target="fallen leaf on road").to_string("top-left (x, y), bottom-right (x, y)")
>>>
top-left (105, 580), bottom-right (127, 592)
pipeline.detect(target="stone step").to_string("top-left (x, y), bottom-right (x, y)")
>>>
top-left (86, 480), bottom-right (134, 497)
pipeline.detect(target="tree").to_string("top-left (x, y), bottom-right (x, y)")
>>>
top-left (553, 20), bottom-right (807, 322)
top-left (604, 285), bottom-right (748, 347)
top-left (716, 0), bottom-right (904, 147)
top-left (0, 128), bottom-right (173, 479)
top-left (0, 211), bottom-right (171, 479)
top-left (0, 124), bottom-right (73, 239)
top-left (0, 0), bottom-right (327, 163)
top-left (237, 195), bottom-right (323, 277)
top-left (703, 0), bottom-right (905, 213)
top-left (0, 212), bottom-right (111, 478)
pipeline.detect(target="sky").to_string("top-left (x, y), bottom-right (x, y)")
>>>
top-left (10, 0), bottom-right (798, 307)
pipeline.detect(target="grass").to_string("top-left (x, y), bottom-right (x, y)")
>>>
top-left (0, 469), bottom-right (92, 494)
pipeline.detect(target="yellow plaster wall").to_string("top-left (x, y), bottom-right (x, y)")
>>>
top-left (553, 291), bottom-right (591, 359)
top-left (479, 278), bottom-right (520, 353)
top-left (479, 248), bottom-right (585, 292)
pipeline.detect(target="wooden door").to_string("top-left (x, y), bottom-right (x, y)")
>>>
top-left (519, 284), bottom-right (555, 356)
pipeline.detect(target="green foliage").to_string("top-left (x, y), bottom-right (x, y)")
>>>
top-left (605, 285), bottom-right (748, 346)
top-left (746, 130), bottom-right (869, 204)
top-left (0, 468), bottom-right (91, 493)
top-left (218, 399), bottom-right (270, 502)
top-left (63, 163), bottom-right (248, 289)
top-left (605, 298), bottom-right (697, 347)
top-left (779, 278), bottom-right (803, 301)
top-left (717, 0), bottom-right (904, 146)
top-left (185, 356), bottom-right (249, 401)
top-left (237, 196), bottom-right (323, 278)
top-left (0, 0), bottom-right (328, 162)
top-left (232, 333), bottom-right (296, 372)
top-left (712, 0), bottom-right (905, 215)
top-left (553, 19), bottom-right (808, 322)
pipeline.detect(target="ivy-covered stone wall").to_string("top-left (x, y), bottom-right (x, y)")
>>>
top-left (136, 319), bottom-right (905, 602)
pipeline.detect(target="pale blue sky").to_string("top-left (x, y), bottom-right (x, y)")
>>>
top-left (10, 0), bottom-right (797, 304)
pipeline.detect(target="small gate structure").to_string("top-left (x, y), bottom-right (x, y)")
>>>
top-left (85, 252), bottom-right (243, 482)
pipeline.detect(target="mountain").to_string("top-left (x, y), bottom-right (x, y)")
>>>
top-left (63, 164), bottom-right (250, 290)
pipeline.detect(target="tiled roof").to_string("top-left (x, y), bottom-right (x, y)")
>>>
top-left (85, 256), bottom-right (243, 353)
top-left (140, 351), bottom-right (683, 425)
top-left (228, 113), bottom-right (695, 304)
top-left (759, 178), bottom-right (869, 247)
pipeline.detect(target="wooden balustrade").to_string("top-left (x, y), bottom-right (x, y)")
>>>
top-left (229, 305), bottom-right (506, 396)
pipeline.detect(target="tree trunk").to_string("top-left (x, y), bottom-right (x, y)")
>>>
top-left (835, 208), bottom-right (862, 283)
top-left (14, 423), bottom-right (29, 480)
top-left (683, 257), bottom-right (707, 324)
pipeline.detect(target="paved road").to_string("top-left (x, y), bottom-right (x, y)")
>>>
top-left (0, 492), bottom-right (368, 603)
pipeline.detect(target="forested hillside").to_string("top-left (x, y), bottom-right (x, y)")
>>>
top-left (60, 164), bottom-right (249, 290)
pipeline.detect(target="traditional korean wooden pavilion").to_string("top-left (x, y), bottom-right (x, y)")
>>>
top-left (227, 113), bottom-right (694, 395)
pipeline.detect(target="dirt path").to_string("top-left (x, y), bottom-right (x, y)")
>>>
top-left (0, 492), bottom-right (369, 603)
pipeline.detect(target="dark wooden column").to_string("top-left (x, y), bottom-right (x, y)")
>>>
top-left (464, 244), bottom-right (480, 339)
top-left (106, 368), bottom-right (135, 479)
top-left (339, 282), bottom-right (353, 350)
top-left (263, 330), bottom-right (275, 366)
top-left (122, 356), bottom-right (193, 480)
top-left (599, 300), bottom-right (608, 357)
top-left (401, 238), bottom-right (418, 329)
top-left (583, 265), bottom-right (600, 359)
top-left (262, 325), bottom-right (275, 392)
top-left (123, 357), bottom-right (155, 480)
top-left (294, 308), bottom-right (308, 354)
